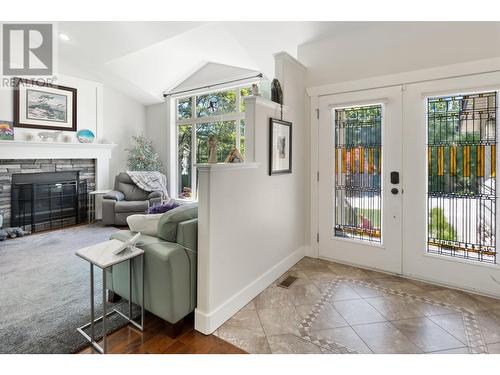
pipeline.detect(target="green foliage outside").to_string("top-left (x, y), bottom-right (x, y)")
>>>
top-left (176, 86), bottom-right (253, 196)
top-left (338, 105), bottom-right (382, 147)
top-left (428, 207), bottom-right (456, 241)
top-left (126, 134), bottom-right (162, 171)
top-left (196, 121), bottom-right (237, 163)
top-left (196, 90), bottom-right (236, 117)
top-left (427, 98), bottom-right (482, 195)
top-left (177, 97), bottom-right (192, 119)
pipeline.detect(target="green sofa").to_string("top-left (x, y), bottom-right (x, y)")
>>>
top-left (107, 203), bottom-right (198, 325)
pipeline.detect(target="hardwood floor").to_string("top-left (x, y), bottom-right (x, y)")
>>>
top-left (78, 313), bottom-right (246, 354)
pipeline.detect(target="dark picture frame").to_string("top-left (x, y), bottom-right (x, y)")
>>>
top-left (13, 77), bottom-right (77, 131)
top-left (269, 118), bottom-right (292, 175)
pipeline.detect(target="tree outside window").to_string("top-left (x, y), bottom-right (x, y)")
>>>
top-left (175, 84), bottom-right (255, 199)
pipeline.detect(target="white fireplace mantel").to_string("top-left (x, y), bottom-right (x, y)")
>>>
top-left (0, 140), bottom-right (116, 189)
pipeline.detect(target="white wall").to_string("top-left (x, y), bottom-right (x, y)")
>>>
top-left (298, 22), bottom-right (500, 88)
top-left (195, 53), bottom-right (308, 334)
top-left (0, 69), bottom-right (147, 189)
top-left (102, 86), bottom-right (147, 188)
top-left (145, 101), bottom-right (170, 176)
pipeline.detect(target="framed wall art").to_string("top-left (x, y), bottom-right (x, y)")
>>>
top-left (269, 118), bottom-right (292, 175)
top-left (13, 78), bottom-right (77, 131)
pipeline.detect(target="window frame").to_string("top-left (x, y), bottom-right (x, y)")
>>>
top-left (174, 84), bottom-right (254, 200)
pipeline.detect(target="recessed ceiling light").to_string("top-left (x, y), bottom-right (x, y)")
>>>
top-left (59, 33), bottom-right (71, 41)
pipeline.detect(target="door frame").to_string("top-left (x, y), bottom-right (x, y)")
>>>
top-left (308, 58), bottom-right (500, 297)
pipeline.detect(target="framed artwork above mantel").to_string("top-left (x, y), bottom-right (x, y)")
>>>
top-left (13, 78), bottom-right (77, 131)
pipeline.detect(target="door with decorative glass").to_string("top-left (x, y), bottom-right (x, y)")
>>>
top-left (318, 86), bottom-right (403, 273)
top-left (403, 72), bottom-right (500, 296)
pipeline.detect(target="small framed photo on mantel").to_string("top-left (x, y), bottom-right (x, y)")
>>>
top-left (13, 78), bottom-right (77, 131)
top-left (269, 118), bottom-right (292, 175)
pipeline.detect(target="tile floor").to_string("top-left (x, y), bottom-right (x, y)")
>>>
top-left (213, 257), bottom-right (500, 354)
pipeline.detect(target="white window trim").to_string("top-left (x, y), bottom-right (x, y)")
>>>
top-left (174, 84), bottom-right (252, 200)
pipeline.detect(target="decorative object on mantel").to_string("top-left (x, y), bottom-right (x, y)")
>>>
top-left (13, 77), bottom-right (77, 131)
top-left (207, 135), bottom-right (218, 163)
top-left (0, 121), bottom-right (14, 140)
top-left (251, 83), bottom-right (260, 96)
top-left (38, 130), bottom-right (62, 142)
top-left (271, 78), bottom-right (284, 120)
top-left (62, 133), bottom-right (73, 143)
top-left (269, 118), bottom-right (292, 176)
top-left (224, 147), bottom-right (244, 163)
top-left (76, 129), bottom-right (95, 143)
top-left (126, 134), bottom-right (162, 171)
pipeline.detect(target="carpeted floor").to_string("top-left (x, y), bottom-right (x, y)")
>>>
top-left (0, 223), bottom-right (134, 354)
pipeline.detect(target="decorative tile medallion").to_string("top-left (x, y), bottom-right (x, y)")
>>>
top-left (297, 278), bottom-right (488, 354)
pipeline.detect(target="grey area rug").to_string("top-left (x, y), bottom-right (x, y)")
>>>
top-left (0, 223), bottom-right (134, 354)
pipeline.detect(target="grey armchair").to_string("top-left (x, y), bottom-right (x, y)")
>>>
top-left (102, 172), bottom-right (163, 225)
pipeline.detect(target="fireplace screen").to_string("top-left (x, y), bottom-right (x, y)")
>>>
top-left (11, 171), bottom-right (88, 232)
top-left (427, 92), bottom-right (497, 263)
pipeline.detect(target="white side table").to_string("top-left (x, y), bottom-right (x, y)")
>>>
top-left (76, 239), bottom-right (145, 354)
top-left (88, 190), bottom-right (111, 223)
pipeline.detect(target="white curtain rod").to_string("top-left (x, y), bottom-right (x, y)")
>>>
top-left (163, 73), bottom-right (263, 98)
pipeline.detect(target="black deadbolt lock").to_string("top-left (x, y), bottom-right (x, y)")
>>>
top-left (391, 188), bottom-right (399, 195)
top-left (390, 171), bottom-right (400, 184)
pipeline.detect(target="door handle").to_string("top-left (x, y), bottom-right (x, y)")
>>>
top-left (391, 188), bottom-right (399, 195)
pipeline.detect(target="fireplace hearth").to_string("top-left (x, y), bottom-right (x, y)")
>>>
top-left (11, 171), bottom-right (88, 232)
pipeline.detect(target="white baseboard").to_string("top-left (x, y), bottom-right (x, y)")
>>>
top-left (194, 246), bottom-right (306, 335)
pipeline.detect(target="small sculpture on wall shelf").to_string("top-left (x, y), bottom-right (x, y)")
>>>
top-left (207, 135), bottom-right (217, 164)
top-left (38, 130), bottom-right (61, 142)
top-left (251, 83), bottom-right (260, 96)
top-left (271, 79), bottom-right (283, 105)
top-left (224, 147), bottom-right (244, 163)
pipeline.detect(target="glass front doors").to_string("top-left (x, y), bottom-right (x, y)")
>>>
top-left (402, 72), bottom-right (500, 297)
top-left (318, 74), bottom-right (500, 296)
top-left (318, 86), bottom-right (403, 274)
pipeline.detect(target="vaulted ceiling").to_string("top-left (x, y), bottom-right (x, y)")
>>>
top-left (57, 22), bottom-right (500, 106)
top-left (56, 21), bottom-right (357, 105)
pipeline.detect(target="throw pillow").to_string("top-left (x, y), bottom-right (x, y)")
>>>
top-left (147, 201), bottom-right (180, 214)
top-left (127, 213), bottom-right (163, 236)
top-left (157, 203), bottom-right (198, 242)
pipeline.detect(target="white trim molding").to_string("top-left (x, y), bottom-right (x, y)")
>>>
top-left (0, 140), bottom-right (115, 190)
top-left (195, 246), bottom-right (306, 334)
top-left (195, 162), bottom-right (260, 171)
top-left (307, 56), bottom-right (500, 97)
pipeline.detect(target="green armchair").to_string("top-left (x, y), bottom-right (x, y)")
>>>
top-left (107, 203), bottom-right (198, 329)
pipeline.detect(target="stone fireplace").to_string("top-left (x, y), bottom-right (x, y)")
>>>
top-left (0, 159), bottom-right (95, 230)
top-left (0, 139), bottom-right (115, 226)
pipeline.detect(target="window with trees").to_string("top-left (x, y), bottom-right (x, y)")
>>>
top-left (176, 85), bottom-right (253, 199)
